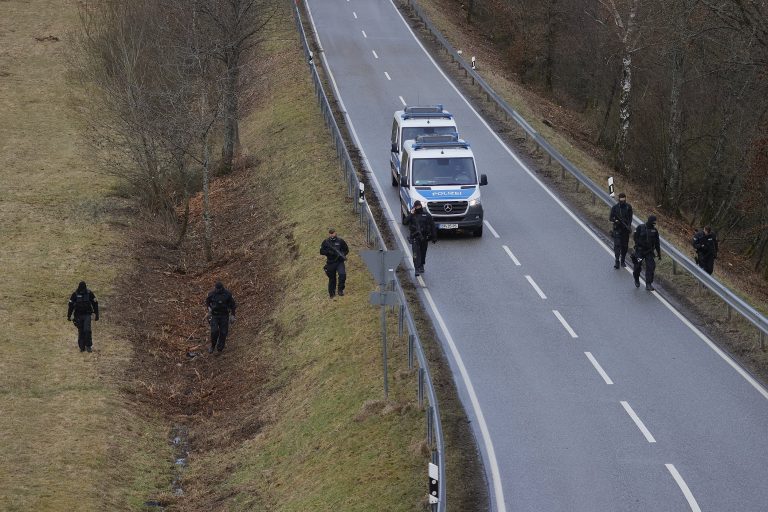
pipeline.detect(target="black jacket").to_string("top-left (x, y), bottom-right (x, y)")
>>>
top-left (405, 210), bottom-right (437, 241)
top-left (206, 287), bottom-right (237, 316)
top-left (633, 223), bottom-right (661, 257)
top-left (68, 288), bottom-right (99, 318)
top-left (694, 230), bottom-right (718, 258)
top-left (320, 236), bottom-right (349, 264)
top-left (609, 202), bottom-right (633, 234)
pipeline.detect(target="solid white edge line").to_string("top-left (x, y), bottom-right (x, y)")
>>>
top-left (585, 352), bottom-right (613, 384)
top-left (502, 245), bottom-right (521, 266)
top-left (353, 11), bottom-right (357, 18)
top-left (552, 310), bottom-right (578, 338)
top-left (417, 275), bottom-right (426, 287)
top-left (303, 1), bottom-right (415, 269)
top-left (422, 286), bottom-right (506, 512)
top-left (399, 95), bottom-right (406, 106)
top-left (666, 464), bottom-right (702, 512)
top-left (361, 29), bottom-right (367, 38)
top-left (384, 71), bottom-right (391, 80)
top-left (385, 0), bottom-right (768, 404)
top-left (483, 219), bottom-right (500, 238)
top-left (372, 49), bottom-right (379, 59)
top-left (525, 275), bottom-right (547, 299)
top-left (620, 401), bottom-right (656, 443)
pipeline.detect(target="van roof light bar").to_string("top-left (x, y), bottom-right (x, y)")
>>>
top-left (401, 104), bottom-right (453, 120)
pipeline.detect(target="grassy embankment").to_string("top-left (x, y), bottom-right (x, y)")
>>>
top-left (0, 0), bottom-right (170, 510)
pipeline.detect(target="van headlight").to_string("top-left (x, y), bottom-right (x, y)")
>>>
top-left (469, 198), bottom-right (481, 207)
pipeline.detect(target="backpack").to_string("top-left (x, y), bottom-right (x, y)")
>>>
top-left (74, 291), bottom-right (92, 314)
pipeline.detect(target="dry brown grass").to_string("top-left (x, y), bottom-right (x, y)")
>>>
top-left (0, 1), bottom-right (169, 510)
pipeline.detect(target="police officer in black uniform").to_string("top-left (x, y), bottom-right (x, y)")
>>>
top-left (632, 215), bottom-right (662, 291)
top-left (205, 281), bottom-right (237, 354)
top-left (405, 200), bottom-right (437, 277)
top-left (609, 192), bottom-right (633, 268)
top-left (320, 228), bottom-right (349, 298)
top-left (693, 226), bottom-right (719, 275)
top-left (67, 281), bottom-right (99, 352)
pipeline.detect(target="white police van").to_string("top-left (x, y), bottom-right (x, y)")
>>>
top-left (390, 105), bottom-right (458, 186)
top-left (397, 134), bottom-right (488, 237)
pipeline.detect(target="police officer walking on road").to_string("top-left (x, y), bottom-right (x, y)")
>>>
top-left (405, 200), bottom-right (437, 277)
top-left (67, 281), bottom-right (99, 352)
top-left (205, 281), bottom-right (236, 354)
top-left (320, 228), bottom-right (349, 298)
top-left (632, 215), bottom-right (662, 291)
top-left (693, 226), bottom-right (719, 275)
top-left (609, 192), bottom-right (633, 269)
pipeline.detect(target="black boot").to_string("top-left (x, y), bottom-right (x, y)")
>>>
top-left (646, 283), bottom-right (655, 291)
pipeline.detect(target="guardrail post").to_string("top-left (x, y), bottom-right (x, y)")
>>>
top-left (427, 405), bottom-right (434, 447)
top-left (726, 304), bottom-right (732, 322)
top-left (672, 260), bottom-right (678, 275)
top-left (398, 304), bottom-right (405, 338)
top-left (760, 331), bottom-right (766, 351)
top-left (418, 367), bottom-right (425, 409)
top-left (408, 334), bottom-right (415, 369)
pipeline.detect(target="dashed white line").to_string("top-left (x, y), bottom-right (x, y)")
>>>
top-left (525, 275), bottom-right (547, 299)
top-left (620, 401), bottom-right (656, 443)
top-left (483, 220), bottom-right (499, 238)
top-left (552, 310), bottom-right (578, 338)
top-left (372, 49), bottom-right (379, 59)
top-left (585, 352), bottom-right (613, 384)
top-left (666, 464), bottom-right (702, 512)
top-left (399, 95), bottom-right (406, 106)
top-left (384, 71), bottom-right (391, 81)
top-left (502, 245), bottom-right (521, 266)
top-left (361, 30), bottom-right (367, 38)
top-left (353, 11), bottom-right (357, 18)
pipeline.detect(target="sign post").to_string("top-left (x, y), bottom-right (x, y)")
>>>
top-left (361, 249), bottom-right (403, 398)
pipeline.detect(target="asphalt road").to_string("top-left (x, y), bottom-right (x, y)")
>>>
top-left (304, 1), bottom-right (768, 510)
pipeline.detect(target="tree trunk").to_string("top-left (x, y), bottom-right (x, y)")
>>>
top-left (467, 0), bottom-right (475, 23)
top-left (202, 137), bottom-right (213, 262)
top-left (664, 44), bottom-right (684, 213)
top-left (544, 0), bottom-right (558, 94)
top-left (613, 53), bottom-right (632, 172)
top-left (175, 190), bottom-right (191, 249)
top-left (222, 55), bottom-right (240, 172)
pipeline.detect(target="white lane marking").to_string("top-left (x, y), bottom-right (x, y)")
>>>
top-left (502, 245), bottom-right (521, 266)
top-left (620, 401), bottom-right (656, 443)
top-left (399, 95), bottom-right (406, 106)
top-left (553, 310), bottom-right (578, 338)
top-left (353, 11), bottom-right (357, 18)
top-left (417, 275), bottom-right (426, 287)
top-left (585, 352), bottom-right (613, 384)
top-left (361, 29), bottom-right (367, 38)
top-left (666, 464), bottom-right (702, 512)
top-left (303, 1), bottom-right (414, 269)
top-left (372, 49), bottom-right (379, 59)
top-left (525, 275), bottom-right (547, 299)
top-left (384, 71), bottom-right (391, 81)
top-left (386, 0), bottom-right (768, 404)
top-left (421, 285), bottom-right (506, 512)
top-left (483, 220), bottom-right (500, 238)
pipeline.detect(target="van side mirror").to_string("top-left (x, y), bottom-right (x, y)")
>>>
top-left (400, 176), bottom-right (408, 187)
top-left (391, 143), bottom-right (399, 153)
top-left (480, 174), bottom-right (488, 186)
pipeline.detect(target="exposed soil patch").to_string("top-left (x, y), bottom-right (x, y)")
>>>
top-left (112, 164), bottom-right (282, 505)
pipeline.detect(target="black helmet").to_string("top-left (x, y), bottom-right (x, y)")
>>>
top-left (647, 215), bottom-right (657, 225)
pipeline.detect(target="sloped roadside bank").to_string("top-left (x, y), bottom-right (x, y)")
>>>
top-left (113, 1), bottom-right (443, 509)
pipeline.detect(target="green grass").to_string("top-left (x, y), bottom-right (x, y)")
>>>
top-left (180, 6), bottom-right (428, 510)
top-left (0, 1), bottom-right (170, 510)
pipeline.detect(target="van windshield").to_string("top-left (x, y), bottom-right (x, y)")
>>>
top-left (412, 157), bottom-right (477, 186)
top-left (401, 126), bottom-right (456, 150)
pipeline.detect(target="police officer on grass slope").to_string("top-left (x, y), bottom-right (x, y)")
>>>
top-left (405, 200), bottom-right (437, 277)
top-left (67, 281), bottom-right (99, 352)
top-left (609, 192), bottom-right (633, 269)
top-left (693, 226), bottom-right (719, 275)
top-left (205, 281), bottom-right (236, 354)
top-left (632, 215), bottom-right (662, 291)
top-left (320, 228), bottom-right (349, 299)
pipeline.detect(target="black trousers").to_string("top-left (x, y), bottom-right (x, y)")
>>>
top-left (210, 314), bottom-right (230, 351)
top-left (700, 254), bottom-right (715, 275)
top-left (633, 254), bottom-right (657, 284)
top-left (411, 238), bottom-right (428, 271)
top-left (325, 261), bottom-right (346, 296)
top-left (613, 230), bottom-right (630, 263)
top-left (74, 314), bottom-right (93, 350)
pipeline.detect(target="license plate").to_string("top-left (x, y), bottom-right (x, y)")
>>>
top-left (439, 223), bottom-right (459, 229)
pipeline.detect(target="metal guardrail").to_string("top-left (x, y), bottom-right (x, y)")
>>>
top-left (292, 3), bottom-right (447, 511)
top-left (404, 0), bottom-right (768, 347)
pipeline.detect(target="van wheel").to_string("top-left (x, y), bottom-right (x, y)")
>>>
top-left (473, 226), bottom-right (483, 238)
top-left (391, 173), bottom-right (398, 186)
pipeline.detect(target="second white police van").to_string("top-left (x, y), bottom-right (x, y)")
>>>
top-left (396, 134), bottom-right (488, 237)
